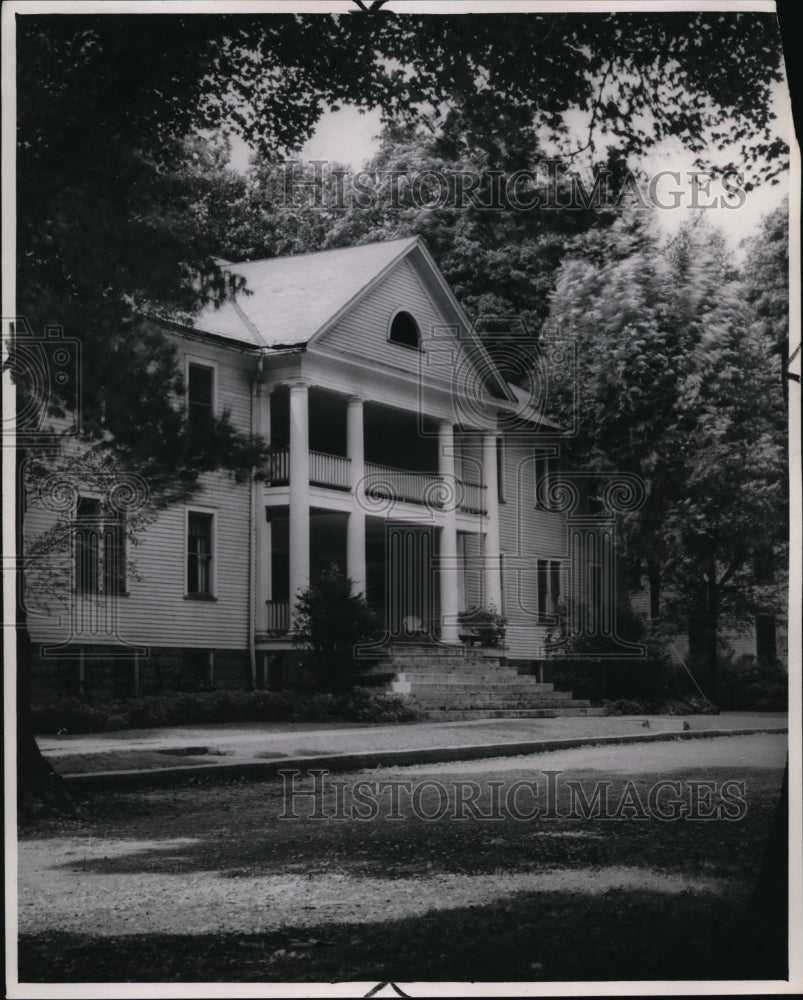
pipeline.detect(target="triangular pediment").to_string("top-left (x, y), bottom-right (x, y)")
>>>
top-left (310, 241), bottom-right (512, 403)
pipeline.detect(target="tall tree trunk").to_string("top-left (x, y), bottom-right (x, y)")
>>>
top-left (647, 558), bottom-right (661, 620)
top-left (710, 762), bottom-right (788, 978)
top-left (705, 555), bottom-right (720, 704)
top-left (16, 445), bottom-right (79, 819)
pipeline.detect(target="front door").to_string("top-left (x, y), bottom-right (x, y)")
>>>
top-left (384, 523), bottom-right (438, 641)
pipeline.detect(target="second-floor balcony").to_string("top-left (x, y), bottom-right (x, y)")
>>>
top-left (265, 449), bottom-right (487, 514)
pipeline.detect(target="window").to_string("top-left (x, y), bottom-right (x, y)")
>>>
top-left (456, 532), bottom-right (467, 613)
top-left (103, 511), bottom-right (126, 596)
top-left (537, 559), bottom-right (561, 622)
top-left (389, 311), bottom-right (420, 349)
top-left (496, 438), bottom-right (505, 502)
top-left (75, 497), bottom-right (100, 594)
top-left (187, 511), bottom-right (214, 596)
top-left (534, 449), bottom-right (558, 509)
top-left (75, 496), bottom-right (126, 595)
top-left (187, 362), bottom-right (214, 429)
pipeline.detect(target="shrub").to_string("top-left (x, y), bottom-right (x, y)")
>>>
top-left (30, 698), bottom-right (127, 734)
top-left (717, 653), bottom-right (788, 711)
top-left (335, 686), bottom-right (420, 723)
top-left (603, 695), bottom-right (718, 716)
top-left (545, 599), bottom-right (702, 705)
top-left (293, 564), bottom-right (382, 692)
top-left (457, 605), bottom-right (507, 647)
top-left (32, 688), bottom-right (424, 734)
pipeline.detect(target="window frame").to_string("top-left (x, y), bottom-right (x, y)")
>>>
top-left (387, 309), bottom-right (422, 351)
top-left (537, 558), bottom-right (561, 623)
top-left (496, 437), bottom-right (506, 503)
top-left (74, 494), bottom-right (127, 596)
top-left (534, 447), bottom-right (559, 510)
top-left (185, 506), bottom-right (217, 599)
top-left (185, 355), bottom-right (218, 430)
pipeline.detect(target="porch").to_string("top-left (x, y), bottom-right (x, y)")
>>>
top-left (256, 382), bottom-right (503, 645)
top-left (264, 450), bottom-right (487, 515)
top-left (261, 514), bottom-right (486, 642)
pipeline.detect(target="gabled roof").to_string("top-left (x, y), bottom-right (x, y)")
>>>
top-left (186, 237), bottom-right (420, 349)
top-left (501, 382), bottom-right (562, 430)
top-left (165, 235), bottom-right (514, 402)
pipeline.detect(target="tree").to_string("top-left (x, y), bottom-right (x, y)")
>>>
top-left (661, 275), bottom-right (786, 697)
top-left (742, 197), bottom-right (791, 396)
top-left (12, 10), bottom-right (788, 811)
top-left (544, 207), bottom-right (787, 699)
top-left (292, 565), bottom-right (381, 693)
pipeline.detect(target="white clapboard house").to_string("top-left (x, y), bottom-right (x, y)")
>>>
top-left (26, 237), bottom-right (644, 710)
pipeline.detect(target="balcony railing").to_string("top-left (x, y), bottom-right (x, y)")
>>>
top-left (266, 449), bottom-right (290, 484)
top-left (265, 449), bottom-right (487, 514)
top-left (265, 599), bottom-right (290, 634)
top-left (364, 462), bottom-right (443, 507)
top-left (310, 451), bottom-right (351, 490)
top-left (458, 480), bottom-right (487, 515)
top-left (266, 449), bottom-right (350, 490)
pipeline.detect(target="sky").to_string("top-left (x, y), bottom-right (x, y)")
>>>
top-left (228, 92), bottom-right (791, 257)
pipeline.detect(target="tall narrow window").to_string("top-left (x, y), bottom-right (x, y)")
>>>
top-left (534, 450), bottom-right (549, 508)
top-left (496, 438), bottom-right (505, 502)
top-left (537, 559), bottom-right (561, 622)
top-left (537, 559), bottom-right (548, 621)
top-left (456, 532), bottom-right (467, 613)
top-left (75, 496), bottom-right (101, 594)
top-left (103, 512), bottom-right (126, 595)
top-left (188, 362), bottom-right (214, 429)
top-left (187, 512), bottom-right (214, 596)
top-left (549, 561), bottom-right (561, 616)
top-left (75, 497), bottom-right (126, 595)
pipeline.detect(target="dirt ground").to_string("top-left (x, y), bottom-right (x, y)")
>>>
top-left (17, 733), bottom-right (788, 984)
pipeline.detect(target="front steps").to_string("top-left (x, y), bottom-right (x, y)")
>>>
top-left (378, 643), bottom-right (604, 720)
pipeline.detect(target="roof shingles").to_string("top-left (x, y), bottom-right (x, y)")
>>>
top-left (188, 237), bottom-right (420, 348)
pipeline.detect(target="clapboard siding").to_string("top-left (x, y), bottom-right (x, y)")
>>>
top-left (167, 330), bottom-right (255, 433)
top-left (317, 257), bottom-right (477, 383)
top-left (25, 336), bottom-right (256, 651)
top-left (498, 437), bottom-right (567, 659)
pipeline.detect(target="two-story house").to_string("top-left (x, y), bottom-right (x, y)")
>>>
top-left (26, 237), bottom-right (627, 705)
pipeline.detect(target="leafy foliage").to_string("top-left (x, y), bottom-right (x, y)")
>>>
top-left (457, 605), bottom-right (507, 648)
top-left (292, 565), bottom-right (382, 692)
top-left (31, 687), bottom-right (421, 734)
top-left (544, 207), bottom-right (787, 694)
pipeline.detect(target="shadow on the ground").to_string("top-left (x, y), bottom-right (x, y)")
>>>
top-left (42, 767), bottom-right (781, 885)
top-left (17, 884), bottom-right (785, 983)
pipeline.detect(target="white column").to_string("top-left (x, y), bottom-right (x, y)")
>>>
top-left (482, 433), bottom-right (503, 611)
top-left (289, 382), bottom-right (310, 623)
top-left (346, 396), bottom-right (366, 597)
top-left (439, 421), bottom-right (460, 644)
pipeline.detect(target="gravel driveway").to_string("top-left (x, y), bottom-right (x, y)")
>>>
top-left (18, 733), bottom-right (787, 941)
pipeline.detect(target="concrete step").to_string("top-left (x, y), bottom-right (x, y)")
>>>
top-left (392, 673), bottom-right (554, 688)
top-left (423, 707), bottom-right (606, 720)
top-left (400, 684), bottom-right (569, 698)
top-left (410, 697), bottom-right (593, 710)
top-left (386, 644), bottom-right (466, 657)
top-left (386, 656), bottom-right (506, 669)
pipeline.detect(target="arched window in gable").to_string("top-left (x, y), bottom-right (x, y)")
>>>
top-left (389, 310), bottom-right (420, 349)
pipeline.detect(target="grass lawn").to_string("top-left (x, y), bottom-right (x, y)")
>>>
top-left (18, 737), bottom-right (787, 984)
